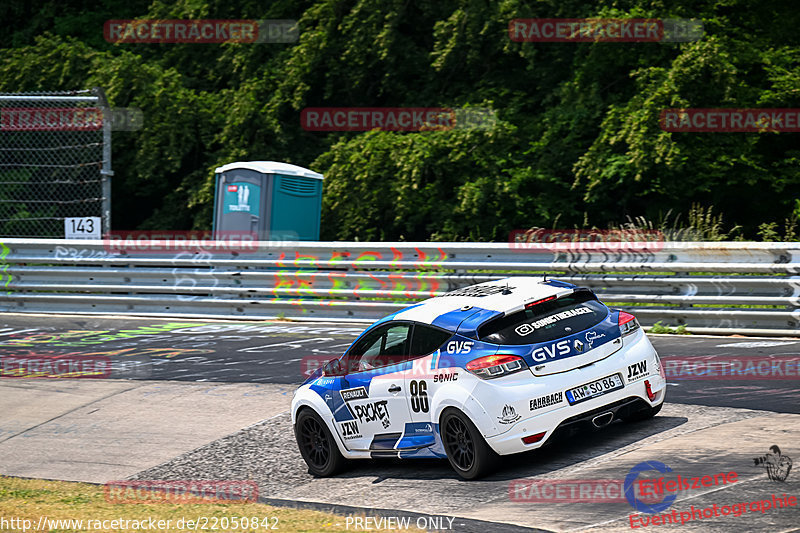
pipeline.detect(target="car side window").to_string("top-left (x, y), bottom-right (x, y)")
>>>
top-left (345, 323), bottom-right (411, 373)
top-left (409, 324), bottom-right (451, 358)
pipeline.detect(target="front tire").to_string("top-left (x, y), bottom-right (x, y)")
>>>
top-left (441, 409), bottom-right (498, 480)
top-left (294, 409), bottom-right (347, 477)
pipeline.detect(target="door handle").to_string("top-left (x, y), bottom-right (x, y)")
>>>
top-left (388, 385), bottom-right (401, 393)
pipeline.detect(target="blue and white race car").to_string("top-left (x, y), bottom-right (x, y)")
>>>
top-left (292, 277), bottom-right (666, 479)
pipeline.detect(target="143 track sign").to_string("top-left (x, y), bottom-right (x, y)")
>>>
top-left (64, 217), bottom-right (101, 239)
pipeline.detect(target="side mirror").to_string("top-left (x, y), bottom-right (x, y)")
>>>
top-left (323, 358), bottom-right (345, 377)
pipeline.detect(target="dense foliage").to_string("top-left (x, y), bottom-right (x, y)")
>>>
top-left (1, 0), bottom-right (798, 240)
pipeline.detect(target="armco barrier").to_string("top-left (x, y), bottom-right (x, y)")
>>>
top-left (0, 239), bottom-right (798, 335)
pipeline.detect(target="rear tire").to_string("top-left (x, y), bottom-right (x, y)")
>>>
top-left (294, 409), bottom-right (347, 477)
top-left (440, 409), bottom-right (498, 480)
top-left (624, 402), bottom-right (663, 422)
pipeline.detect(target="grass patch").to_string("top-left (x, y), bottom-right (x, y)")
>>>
top-left (647, 322), bottom-right (690, 335)
top-left (0, 476), bottom-right (394, 532)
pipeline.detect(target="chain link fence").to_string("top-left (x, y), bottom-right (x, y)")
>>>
top-left (0, 88), bottom-right (111, 237)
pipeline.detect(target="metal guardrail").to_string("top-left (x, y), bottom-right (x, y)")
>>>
top-left (0, 239), bottom-right (798, 336)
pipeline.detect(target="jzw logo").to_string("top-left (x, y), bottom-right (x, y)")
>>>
top-left (446, 341), bottom-right (473, 354)
top-left (532, 340), bottom-right (570, 362)
top-left (340, 420), bottom-right (361, 439)
top-left (627, 360), bottom-right (648, 382)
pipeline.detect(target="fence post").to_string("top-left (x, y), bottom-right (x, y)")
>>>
top-left (94, 87), bottom-right (114, 235)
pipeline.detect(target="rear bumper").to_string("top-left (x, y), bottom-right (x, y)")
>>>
top-left (548, 395), bottom-right (660, 440)
top-left (485, 380), bottom-right (665, 455)
top-left (484, 331), bottom-right (666, 455)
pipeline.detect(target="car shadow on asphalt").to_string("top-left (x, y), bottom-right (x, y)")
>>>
top-left (330, 415), bottom-right (688, 483)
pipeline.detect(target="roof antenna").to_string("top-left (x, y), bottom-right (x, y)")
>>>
top-left (501, 281), bottom-right (512, 295)
top-left (543, 274), bottom-right (548, 282)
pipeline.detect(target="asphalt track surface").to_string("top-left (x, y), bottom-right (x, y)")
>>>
top-left (1, 314), bottom-right (799, 413)
top-left (1, 314), bottom-right (799, 532)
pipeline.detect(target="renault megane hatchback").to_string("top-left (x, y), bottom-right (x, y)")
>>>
top-left (292, 277), bottom-right (666, 479)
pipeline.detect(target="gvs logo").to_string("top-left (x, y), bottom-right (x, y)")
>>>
top-left (532, 340), bottom-right (570, 362)
top-left (446, 341), bottom-right (473, 354)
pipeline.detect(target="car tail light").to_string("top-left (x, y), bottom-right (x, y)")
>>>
top-left (466, 354), bottom-right (528, 379)
top-left (619, 311), bottom-right (640, 337)
top-left (645, 379), bottom-right (656, 401)
top-left (525, 295), bottom-right (556, 309)
top-left (522, 432), bottom-right (546, 444)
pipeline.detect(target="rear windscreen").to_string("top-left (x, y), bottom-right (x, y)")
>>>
top-left (478, 290), bottom-right (607, 345)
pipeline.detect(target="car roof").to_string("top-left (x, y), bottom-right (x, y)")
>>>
top-left (392, 277), bottom-right (576, 333)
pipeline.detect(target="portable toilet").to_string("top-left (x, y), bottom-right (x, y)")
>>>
top-left (212, 161), bottom-right (323, 241)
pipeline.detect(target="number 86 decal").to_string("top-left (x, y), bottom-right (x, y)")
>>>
top-left (409, 380), bottom-right (429, 413)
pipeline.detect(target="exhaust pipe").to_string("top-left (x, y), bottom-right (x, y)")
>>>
top-left (591, 412), bottom-right (614, 428)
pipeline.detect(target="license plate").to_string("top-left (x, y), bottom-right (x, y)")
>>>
top-left (566, 373), bottom-right (624, 405)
